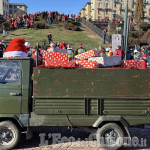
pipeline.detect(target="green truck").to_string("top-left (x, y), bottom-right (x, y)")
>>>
top-left (0, 57), bottom-right (150, 150)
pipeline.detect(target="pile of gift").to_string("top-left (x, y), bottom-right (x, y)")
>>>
top-left (43, 50), bottom-right (75, 68)
top-left (43, 49), bottom-right (124, 69)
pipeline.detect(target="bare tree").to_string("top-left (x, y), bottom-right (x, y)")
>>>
top-left (134, 0), bottom-right (144, 24)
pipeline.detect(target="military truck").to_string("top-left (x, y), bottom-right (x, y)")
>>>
top-left (0, 57), bottom-right (150, 150)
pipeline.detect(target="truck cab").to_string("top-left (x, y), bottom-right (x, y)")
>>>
top-left (0, 58), bottom-right (33, 149)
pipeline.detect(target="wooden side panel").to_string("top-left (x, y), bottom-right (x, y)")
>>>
top-left (104, 99), bottom-right (150, 116)
top-left (34, 99), bottom-right (85, 115)
top-left (33, 68), bottom-right (150, 98)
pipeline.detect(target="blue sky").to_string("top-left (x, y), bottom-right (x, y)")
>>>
top-left (10, 0), bottom-right (90, 15)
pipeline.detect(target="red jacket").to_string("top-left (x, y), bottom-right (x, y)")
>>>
top-left (14, 21), bottom-right (18, 28)
top-left (115, 49), bottom-right (123, 58)
top-left (26, 20), bottom-right (29, 26)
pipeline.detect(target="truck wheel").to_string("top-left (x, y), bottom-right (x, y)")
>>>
top-left (0, 121), bottom-right (20, 150)
top-left (96, 123), bottom-right (124, 150)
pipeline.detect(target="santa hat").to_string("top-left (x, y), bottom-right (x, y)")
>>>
top-left (109, 46), bottom-right (112, 49)
top-left (79, 44), bottom-right (82, 47)
top-left (3, 38), bottom-right (28, 57)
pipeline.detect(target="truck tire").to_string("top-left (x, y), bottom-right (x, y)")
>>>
top-left (0, 121), bottom-right (21, 150)
top-left (96, 123), bottom-right (124, 150)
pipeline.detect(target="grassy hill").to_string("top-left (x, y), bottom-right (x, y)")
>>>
top-left (0, 22), bottom-right (109, 50)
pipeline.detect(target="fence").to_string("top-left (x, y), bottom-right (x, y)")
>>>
top-left (80, 18), bottom-right (112, 43)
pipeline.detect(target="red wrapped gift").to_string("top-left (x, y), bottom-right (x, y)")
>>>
top-left (75, 50), bottom-right (99, 60)
top-left (76, 60), bottom-right (99, 68)
top-left (122, 60), bottom-right (141, 69)
top-left (45, 60), bottom-right (76, 69)
top-left (43, 51), bottom-right (68, 61)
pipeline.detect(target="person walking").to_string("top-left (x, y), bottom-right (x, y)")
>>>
top-left (102, 29), bottom-right (106, 44)
top-left (47, 32), bottom-right (52, 44)
top-left (3, 26), bottom-right (6, 37)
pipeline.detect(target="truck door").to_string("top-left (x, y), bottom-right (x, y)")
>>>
top-left (0, 60), bottom-right (22, 114)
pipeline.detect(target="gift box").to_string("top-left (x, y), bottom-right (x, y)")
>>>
top-left (75, 50), bottom-right (99, 60)
top-left (45, 60), bottom-right (76, 68)
top-left (43, 51), bottom-right (68, 61)
top-left (75, 60), bottom-right (99, 68)
top-left (47, 48), bottom-right (67, 53)
top-left (88, 56), bottom-right (122, 67)
top-left (122, 59), bottom-right (141, 69)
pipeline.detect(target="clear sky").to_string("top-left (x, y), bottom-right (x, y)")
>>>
top-left (10, 0), bottom-right (90, 15)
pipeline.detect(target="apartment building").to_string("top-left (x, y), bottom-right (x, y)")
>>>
top-left (9, 3), bottom-right (27, 16)
top-left (80, 0), bottom-right (150, 23)
top-left (0, 0), bottom-right (27, 16)
top-left (0, 0), bottom-right (9, 16)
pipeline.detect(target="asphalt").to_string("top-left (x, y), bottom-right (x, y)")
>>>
top-left (13, 126), bottom-right (150, 150)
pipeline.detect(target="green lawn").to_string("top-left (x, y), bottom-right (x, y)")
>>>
top-left (0, 23), bottom-right (109, 50)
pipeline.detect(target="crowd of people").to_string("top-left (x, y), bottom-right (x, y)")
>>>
top-left (47, 11), bottom-right (78, 24)
top-left (1, 36), bottom-right (149, 63)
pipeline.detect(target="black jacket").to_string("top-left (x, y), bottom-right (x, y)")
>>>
top-left (47, 34), bottom-right (52, 40)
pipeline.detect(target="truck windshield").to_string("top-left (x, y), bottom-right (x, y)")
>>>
top-left (0, 61), bottom-right (21, 83)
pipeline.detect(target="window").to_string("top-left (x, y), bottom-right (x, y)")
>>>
top-left (0, 61), bottom-right (21, 83)
top-left (99, 2), bottom-right (101, 8)
top-left (114, 3), bottom-right (117, 8)
top-left (106, 3), bottom-right (109, 9)
top-left (106, 10), bottom-right (108, 15)
top-left (120, 4), bottom-right (122, 9)
top-left (132, 3), bottom-right (134, 8)
top-left (20, 6), bottom-right (22, 8)
top-left (98, 10), bottom-right (101, 15)
top-left (149, 9), bottom-right (150, 15)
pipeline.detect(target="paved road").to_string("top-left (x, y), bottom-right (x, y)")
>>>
top-left (14, 127), bottom-right (150, 150)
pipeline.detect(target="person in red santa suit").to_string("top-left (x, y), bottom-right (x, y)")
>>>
top-left (115, 45), bottom-right (123, 59)
top-left (11, 18), bottom-right (14, 28)
top-left (14, 20), bottom-right (18, 29)
top-left (3, 38), bottom-right (28, 57)
top-left (14, 14), bottom-right (17, 19)
top-left (30, 19), bottom-right (34, 29)
top-left (26, 19), bottom-right (30, 28)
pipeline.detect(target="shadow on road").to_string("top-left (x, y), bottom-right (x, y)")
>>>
top-left (15, 127), bottom-right (150, 150)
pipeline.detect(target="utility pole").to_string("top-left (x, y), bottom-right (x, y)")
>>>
top-left (123, 0), bottom-right (129, 60)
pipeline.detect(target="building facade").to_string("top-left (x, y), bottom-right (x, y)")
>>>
top-left (9, 3), bottom-right (28, 16)
top-left (80, 0), bottom-right (150, 23)
top-left (0, 0), bottom-right (9, 16)
top-left (0, 1), bottom-right (27, 16)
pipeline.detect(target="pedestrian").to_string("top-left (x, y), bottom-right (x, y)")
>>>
top-left (102, 29), bottom-right (106, 44)
top-left (115, 45), bottom-right (123, 59)
top-left (30, 19), bottom-right (34, 29)
top-left (99, 46), bottom-right (106, 57)
top-left (26, 19), bottom-right (30, 29)
top-left (75, 44), bottom-right (86, 55)
top-left (47, 32), bottom-right (52, 44)
top-left (67, 45), bottom-right (74, 60)
top-left (14, 20), bottom-right (18, 29)
top-left (134, 49), bottom-right (141, 60)
top-left (3, 26), bottom-right (6, 37)
top-left (0, 42), bottom-right (4, 58)
top-left (41, 42), bottom-right (47, 51)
